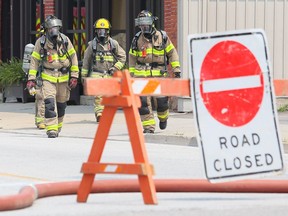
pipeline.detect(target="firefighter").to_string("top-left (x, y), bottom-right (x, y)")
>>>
top-left (26, 15), bottom-right (79, 138)
top-left (81, 18), bottom-right (126, 122)
top-left (129, 10), bottom-right (181, 134)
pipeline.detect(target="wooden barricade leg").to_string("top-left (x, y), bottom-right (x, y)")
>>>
top-left (77, 106), bottom-right (117, 202)
top-left (77, 71), bottom-right (157, 204)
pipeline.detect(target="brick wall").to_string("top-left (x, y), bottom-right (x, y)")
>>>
top-left (44, 0), bottom-right (55, 17)
top-left (164, 0), bottom-right (179, 110)
top-left (164, 0), bottom-right (178, 50)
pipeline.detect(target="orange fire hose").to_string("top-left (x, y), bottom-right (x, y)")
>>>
top-left (1, 178), bottom-right (288, 211)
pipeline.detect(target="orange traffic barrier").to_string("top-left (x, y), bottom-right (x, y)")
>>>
top-left (77, 70), bottom-right (157, 204)
top-left (83, 75), bottom-right (287, 97)
top-left (3, 179), bottom-right (288, 211)
top-left (78, 70), bottom-right (288, 205)
top-left (83, 76), bottom-right (190, 96)
top-left (0, 72), bottom-right (287, 211)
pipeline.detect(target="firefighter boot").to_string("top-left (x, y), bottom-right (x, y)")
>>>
top-left (143, 129), bottom-right (154, 134)
top-left (47, 130), bottom-right (58, 138)
top-left (37, 123), bottom-right (46, 130)
top-left (159, 120), bottom-right (167, 130)
top-left (95, 113), bottom-right (102, 123)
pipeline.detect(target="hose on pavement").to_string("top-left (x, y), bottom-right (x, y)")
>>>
top-left (1, 179), bottom-right (288, 211)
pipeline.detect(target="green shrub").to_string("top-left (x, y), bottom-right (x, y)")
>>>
top-left (278, 104), bottom-right (288, 112)
top-left (0, 58), bottom-right (25, 89)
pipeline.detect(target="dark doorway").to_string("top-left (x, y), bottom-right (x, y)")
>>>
top-left (1, 0), bottom-right (45, 61)
top-left (1, 0), bottom-right (11, 61)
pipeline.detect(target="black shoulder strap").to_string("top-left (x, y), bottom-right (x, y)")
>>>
top-left (109, 38), bottom-right (116, 54)
top-left (92, 38), bottom-right (97, 65)
top-left (131, 31), bottom-right (142, 51)
top-left (39, 35), bottom-right (46, 59)
top-left (92, 37), bottom-right (97, 53)
top-left (160, 30), bottom-right (168, 72)
top-left (59, 33), bottom-right (69, 50)
top-left (63, 35), bottom-right (68, 49)
top-left (37, 35), bottom-right (47, 86)
top-left (58, 34), bottom-right (72, 72)
top-left (109, 37), bottom-right (119, 63)
top-left (40, 35), bottom-right (46, 48)
top-left (160, 30), bottom-right (168, 48)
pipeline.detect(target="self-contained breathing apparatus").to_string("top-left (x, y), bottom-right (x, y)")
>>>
top-left (89, 37), bottom-right (119, 76)
top-left (23, 32), bottom-right (72, 93)
top-left (88, 18), bottom-right (122, 76)
top-left (22, 43), bottom-right (36, 95)
top-left (39, 33), bottom-right (72, 76)
top-left (131, 30), bottom-right (168, 75)
top-left (23, 34), bottom-right (71, 82)
top-left (132, 10), bottom-right (169, 75)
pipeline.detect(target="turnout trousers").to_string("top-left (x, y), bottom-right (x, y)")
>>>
top-left (139, 96), bottom-right (169, 132)
top-left (35, 88), bottom-right (45, 127)
top-left (42, 80), bottom-right (70, 133)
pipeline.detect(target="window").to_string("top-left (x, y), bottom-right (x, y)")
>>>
top-left (30, 0), bottom-right (45, 42)
top-left (56, 0), bottom-right (87, 60)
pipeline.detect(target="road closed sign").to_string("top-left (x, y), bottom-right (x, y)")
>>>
top-left (188, 29), bottom-right (284, 182)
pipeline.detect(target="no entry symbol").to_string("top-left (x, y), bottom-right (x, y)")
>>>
top-left (200, 40), bottom-right (264, 127)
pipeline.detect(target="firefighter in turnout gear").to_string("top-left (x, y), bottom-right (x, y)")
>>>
top-left (26, 15), bottom-right (79, 138)
top-left (81, 18), bottom-right (126, 122)
top-left (129, 10), bottom-right (181, 133)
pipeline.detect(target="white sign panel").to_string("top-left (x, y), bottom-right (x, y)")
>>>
top-left (188, 29), bottom-right (284, 182)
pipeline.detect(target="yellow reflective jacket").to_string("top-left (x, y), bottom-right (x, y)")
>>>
top-left (129, 30), bottom-right (181, 78)
top-left (81, 37), bottom-right (126, 78)
top-left (28, 33), bottom-right (79, 83)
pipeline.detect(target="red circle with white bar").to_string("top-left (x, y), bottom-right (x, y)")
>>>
top-left (200, 40), bottom-right (264, 127)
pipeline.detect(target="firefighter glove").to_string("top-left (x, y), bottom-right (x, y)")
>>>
top-left (108, 67), bottom-right (116, 76)
top-left (26, 80), bottom-right (36, 89)
top-left (69, 78), bottom-right (78, 89)
top-left (174, 72), bottom-right (181, 78)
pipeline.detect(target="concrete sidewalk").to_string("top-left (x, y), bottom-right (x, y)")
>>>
top-left (1, 101), bottom-right (288, 215)
top-left (0, 102), bottom-right (287, 146)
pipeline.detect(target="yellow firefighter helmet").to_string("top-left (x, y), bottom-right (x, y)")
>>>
top-left (94, 18), bottom-right (111, 30)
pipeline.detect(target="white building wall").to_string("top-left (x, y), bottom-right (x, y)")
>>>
top-left (178, 0), bottom-right (288, 112)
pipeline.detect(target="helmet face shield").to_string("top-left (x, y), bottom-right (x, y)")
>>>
top-left (135, 16), bottom-right (154, 27)
top-left (45, 19), bottom-right (62, 29)
top-left (135, 16), bottom-right (154, 35)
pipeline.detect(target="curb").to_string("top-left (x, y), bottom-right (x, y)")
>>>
top-left (144, 134), bottom-right (198, 146)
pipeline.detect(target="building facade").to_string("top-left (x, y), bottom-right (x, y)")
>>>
top-left (0, 0), bottom-right (179, 63)
top-left (178, 0), bottom-right (288, 80)
top-left (177, 0), bottom-right (288, 111)
top-left (2, 0), bottom-right (286, 111)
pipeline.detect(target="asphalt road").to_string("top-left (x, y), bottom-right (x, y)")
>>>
top-left (0, 103), bottom-right (288, 215)
top-left (0, 132), bottom-right (288, 216)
